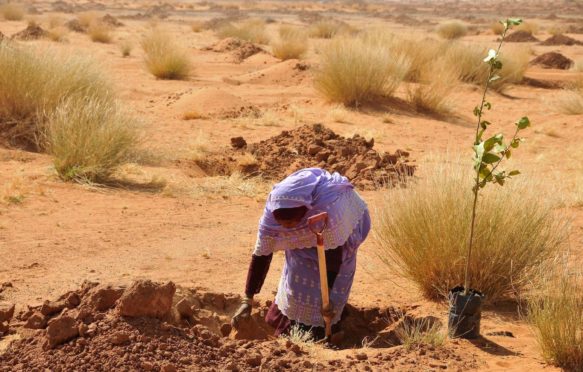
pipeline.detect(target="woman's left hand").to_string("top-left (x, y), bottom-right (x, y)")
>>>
top-left (321, 302), bottom-right (335, 319)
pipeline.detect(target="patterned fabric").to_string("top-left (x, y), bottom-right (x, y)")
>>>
top-left (253, 168), bottom-right (371, 327)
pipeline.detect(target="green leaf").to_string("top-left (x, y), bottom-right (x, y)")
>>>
top-left (482, 153), bottom-right (501, 164)
top-left (507, 18), bottom-right (523, 26)
top-left (493, 143), bottom-right (506, 153)
top-left (484, 134), bottom-right (503, 152)
top-left (509, 170), bottom-right (521, 176)
top-left (516, 116), bottom-right (531, 129)
top-left (492, 60), bottom-right (503, 70)
top-left (473, 106), bottom-right (481, 117)
top-left (479, 164), bottom-right (490, 180)
top-left (484, 102), bottom-right (492, 110)
top-left (505, 149), bottom-right (511, 159)
top-left (494, 172), bottom-right (506, 186)
top-left (510, 138), bottom-right (520, 148)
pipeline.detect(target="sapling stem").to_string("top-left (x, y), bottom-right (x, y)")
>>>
top-left (463, 23), bottom-right (512, 296)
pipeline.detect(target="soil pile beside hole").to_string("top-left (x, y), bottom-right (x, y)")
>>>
top-left (11, 25), bottom-right (48, 41)
top-left (0, 281), bottom-right (478, 371)
top-left (203, 37), bottom-right (264, 63)
top-left (198, 124), bottom-right (416, 190)
top-left (101, 14), bottom-right (123, 27)
top-left (504, 30), bottom-right (539, 42)
top-left (173, 88), bottom-right (259, 119)
top-left (540, 34), bottom-right (583, 46)
top-left (530, 52), bottom-right (573, 69)
top-left (65, 19), bottom-right (85, 32)
top-left (227, 60), bottom-right (311, 86)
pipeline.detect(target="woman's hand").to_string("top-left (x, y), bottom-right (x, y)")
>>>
top-left (321, 301), bottom-right (335, 320)
top-left (231, 297), bottom-right (253, 328)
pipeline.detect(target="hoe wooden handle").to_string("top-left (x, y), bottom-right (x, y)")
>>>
top-left (309, 211), bottom-right (332, 339)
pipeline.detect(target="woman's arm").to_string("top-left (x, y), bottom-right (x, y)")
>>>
top-left (244, 253), bottom-right (273, 298)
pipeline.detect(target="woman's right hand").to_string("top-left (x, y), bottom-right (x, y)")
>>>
top-left (231, 297), bottom-right (252, 328)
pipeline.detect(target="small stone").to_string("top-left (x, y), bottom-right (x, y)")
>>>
top-left (0, 302), bottom-right (15, 323)
top-left (117, 280), bottom-right (175, 319)
top-left (245, 353), bottom-right (262, 367)
top-left (24, 311), bottom-right (47, 329)
top-left (109, 331), bottom-right (131, 346)
top-left (302, 360), bottom-right (312, 368)
top-left (231, 137), bottom-right (247, 149)
top-left (176, 298), bottom-right (194, 318)
top-left (0, 321), bottom-right (9, 334)
top-left (41, 300), bottom-right (67, 316)
top-left (161, 363), bottom-right (177, 372)
top-left (307, 145), bottom-right (323, 156)
top-left (65, 293), bottom-right (81, 308)
top-left (220, 323), bottom-right (232, 337)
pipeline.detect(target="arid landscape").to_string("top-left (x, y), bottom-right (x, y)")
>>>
top-left (0, 0), bottom-right (582, 371)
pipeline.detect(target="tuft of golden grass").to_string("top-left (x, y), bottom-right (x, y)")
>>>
top-left (141, 30), bottom-right (193, 80)
top-left (88, 21), bottom-right (112, 43)
top-left (547, 24), bottom-right (566, 36)
top-left (528, 263), bottom-right (583, 371)
top-left (190, 173), bottom-right (268, 199)
top-left (516, 21), bottom-right (539, 35)
top-left (436, 21), bottom-right (467, 39)
top-left (573, 60), bottom-right (583, 73)
top-left (271, 26), bottom-right (308, 60)
top-left (407, 58), bottom-right (456, 115)
top-left (308, 19), bottom-right (349, 39)
top-left (0, 2), bottom-right (25, 21)
top-left (490, 21), bottom-right (504, 35)
top-left (119, 40), bottom-right (133, 57)
top-left (555, 76), bottom-right (583, 115)
top-left (374, 157), bottom-right (570, 303)
top-left (314, 35), bottom-right (408, 106)
top-left (0, 43), bottom-right (113, 150)
top-left (217, 18), bottom-right (269, 44)
top-left (327, 105), bottom-right (351, 123)
top-left (395, 316), bottom-right (446, 350)
top-left (188, 130), bottom-right (210, 163)
top-left (286, 324), bottom-right (315, 345)
top-left (48, 15), bottom-right (65, 29)
top-left (77, 11), bottom-right (100, 29)
top-left (48, 26), bottom-right (69, 42)
top-left (191, 20), bottom-right (204, 32)
top-left (45, 96), bottom-right (140, 183)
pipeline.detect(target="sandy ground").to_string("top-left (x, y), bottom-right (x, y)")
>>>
top-left (1, 0), bottom-right (583, 371)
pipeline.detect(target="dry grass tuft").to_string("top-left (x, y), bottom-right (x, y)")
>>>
top-left (314, 35), bottom-right (408, 106)
top-left (286, 324), bottom-right (315, 346)
top-left (47, 26), bottom-right (69, 42)
top-left (0, 2), bottom-right (25, 21)
top-left (308, 19), bottom-right (349, 39)
top-left (88, 21), bottom-right (112, 43)
top-left (516, 21), bottom-right (539, 35)
top-left (141, 30), bottom-right (193, 80)
top-left (188, 130), bottom-right (210, 163)
top-left (547, 25), bottom-right (566, 36)
top-left (77, 11), bottom-right (100, 29)
top-left (0, 44), bottom-right (112, 150)
top-left (48, 15), bottom-right (65, 29)
top-left (327, 105), bottom-right (351, 123)
top-left (555, 76), bottom-right (583, 115)
top-left (374, 157), bottom-right (569, 303)
top-left (436, 21), bottom-right (467, 39)
top-left (191, 173), bottom-right (268, 199)
top-left (191, 20), bottom-right (204, 32)
top-left (396, 316), bottom-right (446, 350)
top-left (528, 263), bottom-right (583, 371)
top-left (407, 59), bottom-right (456, 115)
top-left (46, 96), bottom-right (140, 182)
top-left (573, 60), bottom-right (583, 73)
top-left (119, 40), bottom-right (133, 57)
top-left (271, 26), bottom-right (308, 60)
top-left (217, 18), bottom-right (269, 44)
top-left (490, 22), bottom-right (504, 35)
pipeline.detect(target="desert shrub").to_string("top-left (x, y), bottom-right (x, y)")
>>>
top-left (48, 26), bottom-right (69, 42)
top-left (444, 42), bottom-right (528, 91)
top-left (490, 21), bottom-right (504, 35)
top-left (516, 21), bottom-right (539, 35)
top-left (314, 35), bottom-right (408, 106)
top-left (46, 96), bottom-right (140, 182)
top-left (308, 19), bottom-right (349, 39)
top-left (141, 30), bottom-right (193, 80)
top-left (547, 24), bottom-right (566, 36)
top-left (395, 316), bottom-right (445, 350)
top-left (88, 21), bottom-right (112, 43)
top-left (0, 43), bottom-right (112, 150)
top-left (77, 11), bottom-right (99, 29)
top-left (374, 158), bottom-right (569, 302)
top-left (48, 15), bottom-right (65, 29)
top-left (528, 264), bottom-right (583, 371)
top-left (217, 18), bottom-right (269, 44)
top-left (119, 40), bottom-right (133, 57)
top-left (436, 21), bottom-right (467, 39)
top-left (191, 20), bottom-right (204, 32)
top-left (556, 76), bottom-right (583, 115)
top-left (0, 2), bottom-right (25, 21)
top-left (407, 59), bottom-right (456, 115)
top-left (574, 60), bottom-right (583, 72)
top-left (271, 26), bottom-right (308, 60)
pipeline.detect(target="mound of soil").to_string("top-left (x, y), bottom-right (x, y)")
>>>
top-left (530, 52), bottom-right (573, 69)
top-left (204, 38), bottom-right (264, 63)
top-left (540, 34), bottom-right (583, 46)
top-left (504, 30), bottom-right (539, 42)
top-left (0, 280), bottom-right (477, 371)
top-left (226, 60), bottom-right (310, 86)
top-left (11, 25), bottom-right (48, 41)
top-left (173, 88), bottom-right (259, 119)
top-left (200, 124), bottom-right (416, 190)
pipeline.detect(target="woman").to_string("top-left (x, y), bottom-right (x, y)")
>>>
top-left (231, 168), bottom-right (371, 340)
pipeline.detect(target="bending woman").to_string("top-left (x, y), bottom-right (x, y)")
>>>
top-left (231, 168), bottom-right (371, 340)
